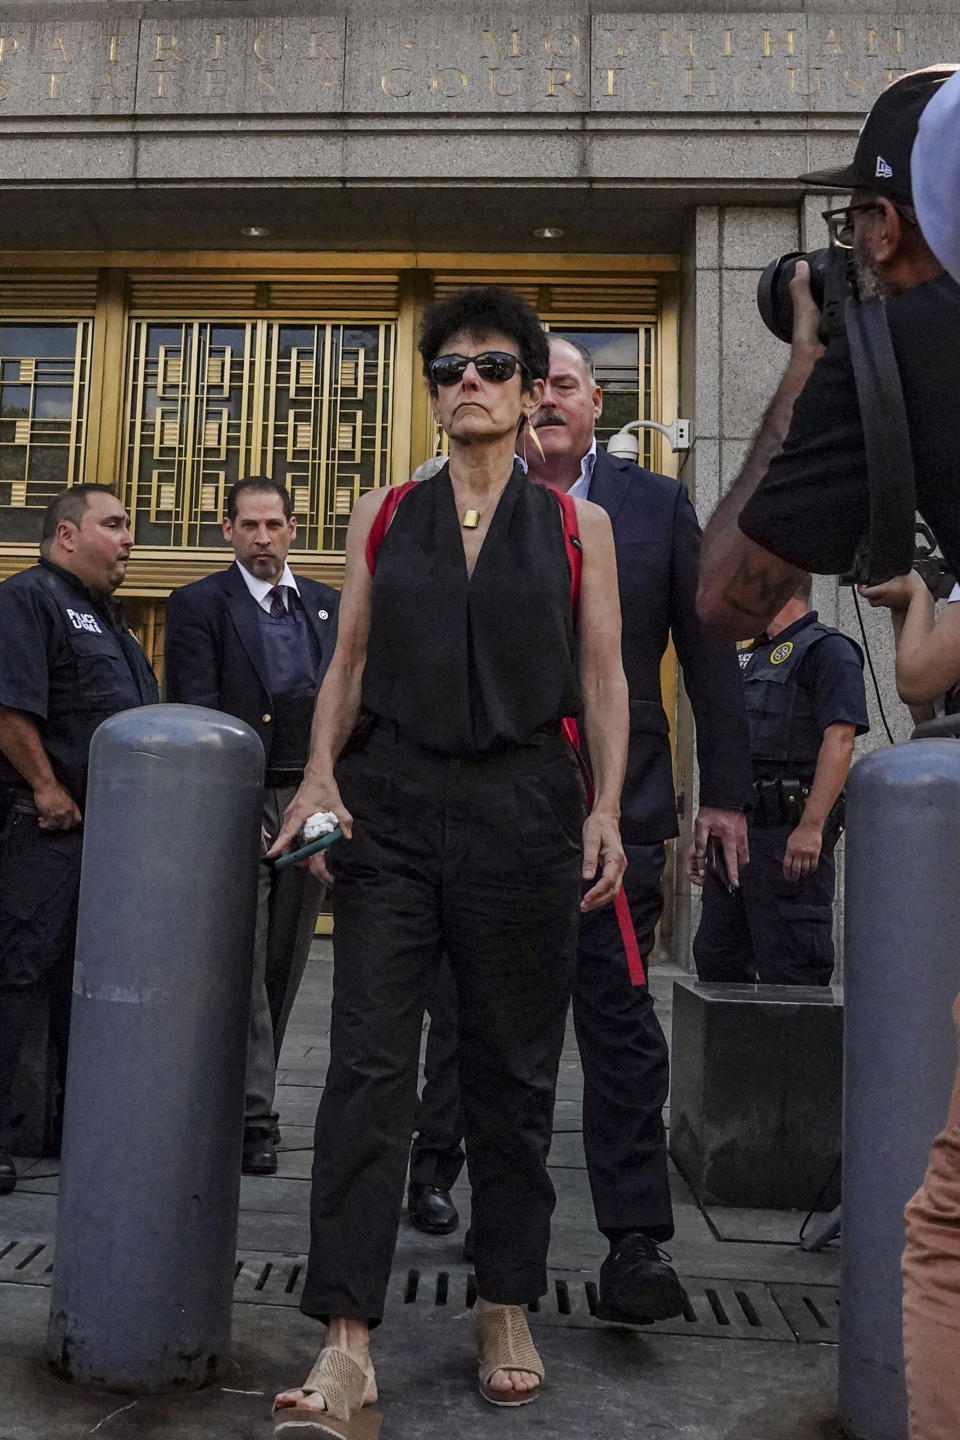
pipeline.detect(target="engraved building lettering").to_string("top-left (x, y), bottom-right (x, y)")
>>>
top-left (431, 67), bottom-right (468, 97)
top-left (762, 29), bottom-right (796, 56)
top-left (489, 68), bottom-right (521, 97)
top-left (482, 29), bottom-right (521, 60)
top-left (661, 29), bottom-right (694, 56)
top-left (545, 67), bottom-right (582, 97)
top-left (155, 35), bottom-right (185, 63)
top-left (381, 67), bottom-right (412, 98)
top-left (867, 28), bottom-right (904, 57)
top-left (544, 30), bottom-right (580, 60)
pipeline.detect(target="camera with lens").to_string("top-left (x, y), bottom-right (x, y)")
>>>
top-left (757, 242), bottom-right (956, 594)
top-left (756, 244), bottom-right (854, 345)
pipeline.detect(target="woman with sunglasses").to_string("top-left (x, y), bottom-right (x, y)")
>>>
top-left (269, 285), bottom-right (628, 1436)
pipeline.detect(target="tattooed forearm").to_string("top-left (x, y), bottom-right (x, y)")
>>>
top-left (698, 357), bottom-right (815, 637)
top-left (719, 555), bottom-right (799, 621)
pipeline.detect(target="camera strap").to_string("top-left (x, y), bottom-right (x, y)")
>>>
top-left (844, 296), bottom-right (917, 584)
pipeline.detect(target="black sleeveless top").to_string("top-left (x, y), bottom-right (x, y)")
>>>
top-left (362, 464), bottom-right (581, 756)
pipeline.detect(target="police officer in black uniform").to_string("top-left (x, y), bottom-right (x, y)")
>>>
top-left (694, 574), bottom-right (868, 985)
top-left (0, 484), bottom-right (158, 1194)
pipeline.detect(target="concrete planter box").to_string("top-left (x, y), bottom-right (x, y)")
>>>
top-left (669, 980), bottom-right (842, 1211)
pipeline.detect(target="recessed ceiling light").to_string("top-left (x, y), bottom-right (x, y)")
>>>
top-left (241, 225), bottom-right (271, 238)
top-left (534, 226), bottom-right (564, 239)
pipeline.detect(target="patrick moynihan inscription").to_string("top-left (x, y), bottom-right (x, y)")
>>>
top-left (0, 12), bottom-right (955, 118)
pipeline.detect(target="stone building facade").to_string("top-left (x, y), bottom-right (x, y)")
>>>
top-left (0, 1), bottom-right (953, 958)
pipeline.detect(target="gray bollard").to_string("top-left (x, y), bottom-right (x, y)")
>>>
top-left (840, 739), bottom-right (960, 1440)
top-left (47, 704), bottom-right (263, 1394)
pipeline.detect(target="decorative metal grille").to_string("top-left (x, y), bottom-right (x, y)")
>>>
top-left (122, 319), bottom-right (395, 554)
top-left (260, 322), bottom-right (394, 554)
top-left (122, 321), bottom-right (257, 550)
top-left (0, 323), bottom-right (91, 542)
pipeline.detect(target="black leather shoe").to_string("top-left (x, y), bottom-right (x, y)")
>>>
top-left (269, 1121), bottom-right (282, 1147)
top-left (597, 1234), bottom-right (687, 1323)
top-left (0, 1150), bottom-right (16, 1195)
top-left (242, 1136), bottom-right (278, 1176)
top-left (408, 1183), bottom-right (459, 1235)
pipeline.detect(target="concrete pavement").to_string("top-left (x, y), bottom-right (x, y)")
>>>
top-left (0, 947), bottom-right (841, 1440)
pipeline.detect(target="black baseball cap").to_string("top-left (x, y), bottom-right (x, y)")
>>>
top-left (801, 64), bottom-right (960, 205)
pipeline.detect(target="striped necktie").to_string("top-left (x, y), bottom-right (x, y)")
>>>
top-left (267, 585), bottom-right (287, 618)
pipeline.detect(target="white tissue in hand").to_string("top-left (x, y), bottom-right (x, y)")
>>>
top-left (303, 810), bottom-right (339, 841)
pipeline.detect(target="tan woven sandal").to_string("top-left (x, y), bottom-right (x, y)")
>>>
top-left (476, 1304), bottom-right (545, 1407)
top-left (272, 1346), bottom-right (381, 1439)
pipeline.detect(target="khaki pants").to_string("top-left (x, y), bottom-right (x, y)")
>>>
top-left (903, 994), bottom-right (960, 1440)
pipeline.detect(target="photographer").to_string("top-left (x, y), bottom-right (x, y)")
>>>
top-left (697, 65), bottom-right (960, 639)
top-left (859, 572), bottom-right (960, 710)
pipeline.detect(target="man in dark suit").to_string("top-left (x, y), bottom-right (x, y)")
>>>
top-left (530, 338), bottom-right (752, 1318)
top-left (165, 477), bottom-right (339, 1175)
top-left (415, 338), bottom-right (752, 1320)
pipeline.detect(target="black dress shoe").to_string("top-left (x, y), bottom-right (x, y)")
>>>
top-left (597, 1233), bottom-right (687, 1323)
top-left (242, 1136), bottom-right (278, 1176)
top-left (0, 1150), bottom-right (16, 1195)
top-left (408, 1183), bottom-right (459, 1235)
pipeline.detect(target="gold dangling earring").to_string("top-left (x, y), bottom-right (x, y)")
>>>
top-left (524, 414), bottom-right (546, 463)
top-left (434, 421), bottom-right (443, 458)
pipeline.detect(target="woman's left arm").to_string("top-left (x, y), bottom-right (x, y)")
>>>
top-left (574, 498), bottom-right (630, 912)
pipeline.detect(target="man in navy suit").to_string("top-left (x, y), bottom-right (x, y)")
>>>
top-left (527, 337), bottom-right (752, 1318)
top-left (165, 477), bottom-right (339, 1176)
top-left (415, 339), bottom-right (752, 1318)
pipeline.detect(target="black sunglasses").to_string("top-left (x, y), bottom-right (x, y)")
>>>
top-left (428, 351), bottom-right (529, 387)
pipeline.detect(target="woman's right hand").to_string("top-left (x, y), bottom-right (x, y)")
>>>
top-left (265, 771), bottom-right (353, 875)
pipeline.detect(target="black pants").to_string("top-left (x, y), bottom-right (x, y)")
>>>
top-left (574, 841), bottom-right (673, 1242)
top-left (0, 814), bottom-right (82, 1148)
top-left (413, 841), bottom-right (675, 1242)
top-left (300, 723), bottom-right (584, 1326)
top-left (409, 957), bottom-right (466, 1192)
top-left (693, 822), bottom-right (836, 986)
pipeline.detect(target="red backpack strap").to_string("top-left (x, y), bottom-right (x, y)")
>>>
top-left (553, 488), bottom-right (582, 613)
top-left (560, 715), bottom-right (646, 988)
top-left (365, 480), bottom-right (419, 575)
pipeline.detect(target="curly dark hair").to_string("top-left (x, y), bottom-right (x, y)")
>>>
top-left (418, 285), bottom-right (549, 393)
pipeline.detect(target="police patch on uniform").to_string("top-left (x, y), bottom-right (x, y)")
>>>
top-left (770, 641), bottom-right (794, 664)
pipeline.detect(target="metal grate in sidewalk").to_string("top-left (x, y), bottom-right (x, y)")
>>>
top-left (0, 1238), bottom-right (54, 1285)
top-left (0, 1241), bottom-right (839, 1345)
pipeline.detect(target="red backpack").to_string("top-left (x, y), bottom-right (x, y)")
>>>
top-left (364, 479), bottom-right (644, 985)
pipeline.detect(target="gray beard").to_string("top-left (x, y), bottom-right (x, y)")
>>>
top-left (852, 241), bottom-right (894, 302)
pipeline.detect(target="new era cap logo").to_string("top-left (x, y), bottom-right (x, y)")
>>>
top-left (876, 155), bottom-right (894, 179)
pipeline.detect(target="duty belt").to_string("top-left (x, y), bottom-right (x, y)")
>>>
top-left (751, 778), bottom-right (846, 847)
top-left (751, 778), bottom-right (811, 827)
top-left (0, 787), bottom-right (38, 817)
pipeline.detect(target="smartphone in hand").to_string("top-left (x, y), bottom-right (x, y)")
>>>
top-left (705, 835), bottom-right (738, 895)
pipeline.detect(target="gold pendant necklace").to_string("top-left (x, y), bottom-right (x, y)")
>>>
top-left (455, 477), bottom-right (510, 530)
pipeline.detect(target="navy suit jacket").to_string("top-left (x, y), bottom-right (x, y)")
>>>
top-left (589, 448), bottom-right (752, 844)
top-left (164, 562), bottom-right (339, 766)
